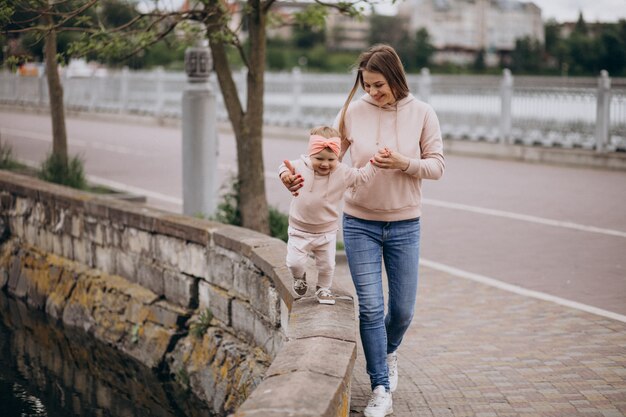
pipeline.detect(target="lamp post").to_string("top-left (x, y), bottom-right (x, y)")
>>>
top-left (182, 40), bottom-right (218, 217)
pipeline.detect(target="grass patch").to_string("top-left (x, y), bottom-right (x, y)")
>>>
top-left (190, 308), bottom-right (213, 338)
top-left (38, 152), bottom-right (87, 189)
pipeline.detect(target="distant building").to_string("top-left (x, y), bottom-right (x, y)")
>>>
top-left (397, 0), bottom-right (544, 65)
top-left (325, 11), bottom-right (370, 51)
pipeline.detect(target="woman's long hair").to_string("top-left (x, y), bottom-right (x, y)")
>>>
top-left (338, 44), bottom-right (409, 141)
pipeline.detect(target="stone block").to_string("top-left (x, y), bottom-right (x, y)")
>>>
top-left (0, 268), bottom-right (7, 289)
top-left (231, 299), bottom-right (280, 356)
top-left (0, 191), bottom-right (13, 210)
top-left (96, 382), bottom-right (112, 409)
top-left (73, 239), bottom-right (94, 267)
top-left (199, 281), bottom-right (231, 326)
top-left (288, 297), bottom-right (357, 343)
top-left (63, 300), bottom-right (96, 333)
top-left (155, 235), bottom-right (186, 270)
top-left (84, 216), bottom-right (106, 245)
top-left (36, 229), bottom-right (54, 253)
top-left (23, 222), bottom-right (39, 247)
top-left (116, 250), bottom-right (138, 282)
top-left (106, 199), bottom-right (159, 233)
top-left (12, 197), bottom-right (32, 217)
top-left (145, 300), bottom-right (190, 329)
top-left (164, 269), bottom-right (197, 308)
top-left (121, 321), bottom-right (175, 369)
top-left (32, 201), bottom-right (46, 224)
top-left (233, 263), bottom-right (280, 325)
top-left (8, 216), bottom-right (24, 239)
top-left (266, 337), bottom-right (356, 380)
top-left (94, 245), bottom-right (116, 275)
top-left (178, 242), bottom-right (208, 279)
top-left (123, 228), bottom-right (153, 257)
top-left (250, 243), bottom-right (288, 279)
top-left (51, 233), bottom-right (64, 257)
top-left (70, 215), bottom-right (83, 238)
top-left (46, 269), bottom-right (78, 320)
top-left (213, 225), bottom-right (277, 259)
top-left (105, 223), bottom-right (123, 248)
top-left (154, 214), bottom-right (212, 245)
top-left (207, 247), bottom-right (237, 289)
top-left (62, 235), bottom-right (73, 259)
top-left (136, 260), bottom-right (164, 295)
top-left (234, 371), bottom-right (348, 417)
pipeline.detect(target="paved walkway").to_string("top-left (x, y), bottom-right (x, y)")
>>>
top-left (331, 261), bottom-right (626, 417)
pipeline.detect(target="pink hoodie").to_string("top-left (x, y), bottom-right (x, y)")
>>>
top-left (334, 93), bottom-right (445, 221)
top-left (279, 156), bottom-right (377, 233)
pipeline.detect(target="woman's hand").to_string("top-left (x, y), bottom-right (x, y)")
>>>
top-left (280, 160), bottom-right (304, 196)
top-left (372, 147), bottom-right (410, 171)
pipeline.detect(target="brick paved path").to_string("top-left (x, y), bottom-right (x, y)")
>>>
top-left (332, 262), bottom-right (626, 417)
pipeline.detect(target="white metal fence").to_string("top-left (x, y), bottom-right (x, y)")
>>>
top-left (2, 67), bottom-right (625, 152)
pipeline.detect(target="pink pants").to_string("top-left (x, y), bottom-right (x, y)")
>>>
top-left (286, 226), bottom-right (337, 290)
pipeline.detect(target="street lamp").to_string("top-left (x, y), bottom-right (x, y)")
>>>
top-left (181, 40), bottom-right (218, 218)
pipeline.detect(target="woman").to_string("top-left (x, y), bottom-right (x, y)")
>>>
top-left (283, 44), bottom-right (444, 417)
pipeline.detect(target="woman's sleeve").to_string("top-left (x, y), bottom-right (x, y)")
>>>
top-left (403, 107), bottom-right (445, 180)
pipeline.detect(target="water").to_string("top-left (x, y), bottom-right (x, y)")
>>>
top-left (0, 291), bottom-right (212, 417)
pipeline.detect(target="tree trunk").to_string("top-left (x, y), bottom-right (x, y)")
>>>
top-left (238, 0), bottom-right (269, 234)
top-left (43, 12), bottom-right (68, 167)
top-left (208, 1), bottom-right (270, 235)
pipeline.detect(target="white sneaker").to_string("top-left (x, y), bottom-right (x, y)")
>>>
top-left (387, 351), bottom-right (398, 392)
top-left (315, 287), bottom-right (335, 305)
top-left (363, 385), bottom-right (393, 417)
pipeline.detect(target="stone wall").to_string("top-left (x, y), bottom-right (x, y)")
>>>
top-left (0, 170), bottom-right (357, 416)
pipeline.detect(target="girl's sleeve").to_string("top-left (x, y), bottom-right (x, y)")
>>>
top-left (343, 161), bottom-right (378, 188)
top-left (278, 160), bottom-right (295, 178)
top-left (403, 107), bottom-right (445, 180)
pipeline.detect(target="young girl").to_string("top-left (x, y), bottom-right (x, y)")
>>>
top-left (279, 126), bottom-right (378, 304)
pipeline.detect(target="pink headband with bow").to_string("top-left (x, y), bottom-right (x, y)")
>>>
top-left (308, 135), bottom-right (341, 156)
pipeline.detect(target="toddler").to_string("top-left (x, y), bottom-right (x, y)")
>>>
top-left (279, 126), bottom-right (377, 304)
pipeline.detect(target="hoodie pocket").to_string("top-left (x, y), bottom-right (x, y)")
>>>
top-left (348, 170), bottom-right (419, 211)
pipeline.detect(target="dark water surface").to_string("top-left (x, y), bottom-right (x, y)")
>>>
top-left (0, 291), bottom-right (212, 417)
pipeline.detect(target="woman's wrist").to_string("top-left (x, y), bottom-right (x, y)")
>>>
top-left (401, 159), bottom-right (411, 172)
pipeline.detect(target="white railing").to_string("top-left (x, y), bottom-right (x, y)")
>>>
top-left (2, 67), bottom-right (625, 152)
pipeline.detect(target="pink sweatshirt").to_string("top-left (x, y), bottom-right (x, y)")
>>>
top-left (279, 156), bottom-right (377, 233)
top-left (334, 93), bottom-right (445, 221)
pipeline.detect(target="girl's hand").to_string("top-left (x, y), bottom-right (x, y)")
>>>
top-left (372, 147), bottom-right (410, 171)
top-left (281, 160), bottom-right (304, 196)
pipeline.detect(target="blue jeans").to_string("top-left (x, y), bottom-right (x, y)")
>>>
top-left (343, 214), bottom-right (421, 391)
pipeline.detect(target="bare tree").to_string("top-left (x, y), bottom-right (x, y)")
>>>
top-left (2, 0), bottom-right (98, 170)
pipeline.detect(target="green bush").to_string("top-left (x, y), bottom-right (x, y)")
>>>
top-left (38, 152), bottom-right (87, 190)
top-left (0, 139), bottom-right (18, 170)
top-left (269, 206), bottom-right (289, 242)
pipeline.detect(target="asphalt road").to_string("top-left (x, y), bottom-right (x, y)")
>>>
top-left (1, 109), bottom-right (625, 317)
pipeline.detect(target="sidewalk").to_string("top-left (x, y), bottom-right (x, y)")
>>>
top-left (331, 260), bottom-right (626, 417)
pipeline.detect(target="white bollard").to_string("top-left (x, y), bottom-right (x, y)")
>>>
top-left (500, 68), bottom-right (513, 144)
top-left (595, 70), bottom-right (611, 153)
top-left (182, 41), bottom-right (218, 218)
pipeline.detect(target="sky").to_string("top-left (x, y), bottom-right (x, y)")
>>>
top-left (522, 0), bottom-right (626, 22)
top-left (379, 0), bottom-right (626, 22)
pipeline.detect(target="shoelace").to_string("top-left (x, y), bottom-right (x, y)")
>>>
top-left (389, 356), bottom-right (397, 377)
top-left (367, 392), bottom-right (386, 408)
top-left (294, 280), bottom-right (306, 290)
